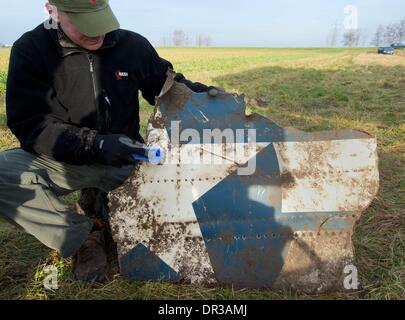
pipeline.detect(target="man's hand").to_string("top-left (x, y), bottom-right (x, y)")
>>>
top-left (173, 73), bottom-right (224, 97)
top-left (94, 134), bottom-right (147, 168)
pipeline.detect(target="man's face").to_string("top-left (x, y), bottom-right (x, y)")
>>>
top-left (46, 4), bottom-right (105, 51)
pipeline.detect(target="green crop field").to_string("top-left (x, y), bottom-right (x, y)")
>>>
top-left (0, 47), bottom-right (404, 300)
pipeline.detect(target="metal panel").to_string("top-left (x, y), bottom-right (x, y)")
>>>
top-left (108, 72), bottom-right (379, 293)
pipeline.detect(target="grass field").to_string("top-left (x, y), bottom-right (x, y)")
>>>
top-left (0, 47), bottom-right (404, 300)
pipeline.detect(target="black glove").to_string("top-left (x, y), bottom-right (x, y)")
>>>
top-left (174, 73), bottom-right (222, 97)
top-left (93, 134), bottom-right (147, 168)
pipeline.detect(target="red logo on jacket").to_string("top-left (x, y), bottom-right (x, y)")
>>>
top-left (115, 70), bottom-right (129, 81)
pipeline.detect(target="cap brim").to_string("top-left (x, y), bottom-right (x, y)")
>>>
top-left (65, 5), bottom-right (120, 37)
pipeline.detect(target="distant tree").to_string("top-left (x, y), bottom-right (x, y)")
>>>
top-left (184, 34), bottom-right (192, 46)
top-left (205, 35), bottom-right (212, 47)
top-left (159, 36), bottom-right (169, 47)
top-left (397, 19), bottom-right (405, 43)
top-left (342, 30), bottom-right (353, 47)
top-left (327, 23), bottom-right (340, 47)
top-left (360, 30), bottom-right (368, 47)
top-left (371, 25), bottom-right (384, 47)
top-left (384, 24), bottom-right (398, 44)
top-left (342, 29), bottom-right (360, 47)
top-left (196, 34), bottom-right (204, 47)
top-left (195, 34), bottom-right (212, 47)
top-left (0, 43), bottom-right (4, 48)
top-left (173, 30), bottom-right (187, 47)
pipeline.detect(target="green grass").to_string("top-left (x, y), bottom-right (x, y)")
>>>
top-left (0, 47), bottom-right (404, 300)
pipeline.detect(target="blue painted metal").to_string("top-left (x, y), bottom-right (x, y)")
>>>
top-left (160, 92), bottom-right (371, 144)
top-left (109, 73), bottom-right (379, 292)
top-left (120, 244), bottom-right (179, 281)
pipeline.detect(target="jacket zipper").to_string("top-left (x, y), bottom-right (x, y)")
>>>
top-left (88, 54), bottom-right (98, 100)
top-left (88, 54), bottom-right (110, 133)
top-left (102, 90), bottom-right (112, 133)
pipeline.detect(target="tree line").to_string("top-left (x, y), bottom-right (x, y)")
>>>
top-left (327, 18), bottom-right (405, 47)
top-left (371, 20), bottom-right (405, 47)
top-left (159, 30), bottom-right (212, 47)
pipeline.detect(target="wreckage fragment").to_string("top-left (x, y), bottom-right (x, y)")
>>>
top-left (108, 72), bottom-right (379, 293)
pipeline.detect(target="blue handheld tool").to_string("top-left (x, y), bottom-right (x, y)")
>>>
top-left (131, 146), bottom-right (163, 165)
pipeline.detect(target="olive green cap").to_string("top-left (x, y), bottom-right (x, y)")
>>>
top-left (49, 0), bottom-right (120, 37)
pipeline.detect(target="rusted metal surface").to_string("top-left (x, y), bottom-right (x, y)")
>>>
top-left (108, 71), bottom-right (379, 293)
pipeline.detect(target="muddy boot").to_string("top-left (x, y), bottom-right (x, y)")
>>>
top-left (74, 230), bottom-right (107, 282)
top-left (75, 188), bottom-right (98, 217)
top-left (75, 188), bottom-right (109, 226)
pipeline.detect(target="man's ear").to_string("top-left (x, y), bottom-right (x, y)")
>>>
top-left (45, 2), bottom-right (59, 23)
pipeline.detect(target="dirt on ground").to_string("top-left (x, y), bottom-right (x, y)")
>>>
top-left (353, 52), bottom-right (405, 67)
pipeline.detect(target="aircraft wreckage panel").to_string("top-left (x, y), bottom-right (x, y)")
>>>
top-left (108, 72), bottom-right (379, 293)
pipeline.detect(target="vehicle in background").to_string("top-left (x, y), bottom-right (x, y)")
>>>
top-left (391, 43), bottom-right (405, 50)
top-left (378, 46), bottom-right (395, 55)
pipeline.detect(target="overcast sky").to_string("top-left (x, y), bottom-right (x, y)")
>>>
top-left (0, 0), bottom-right (404, 47)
